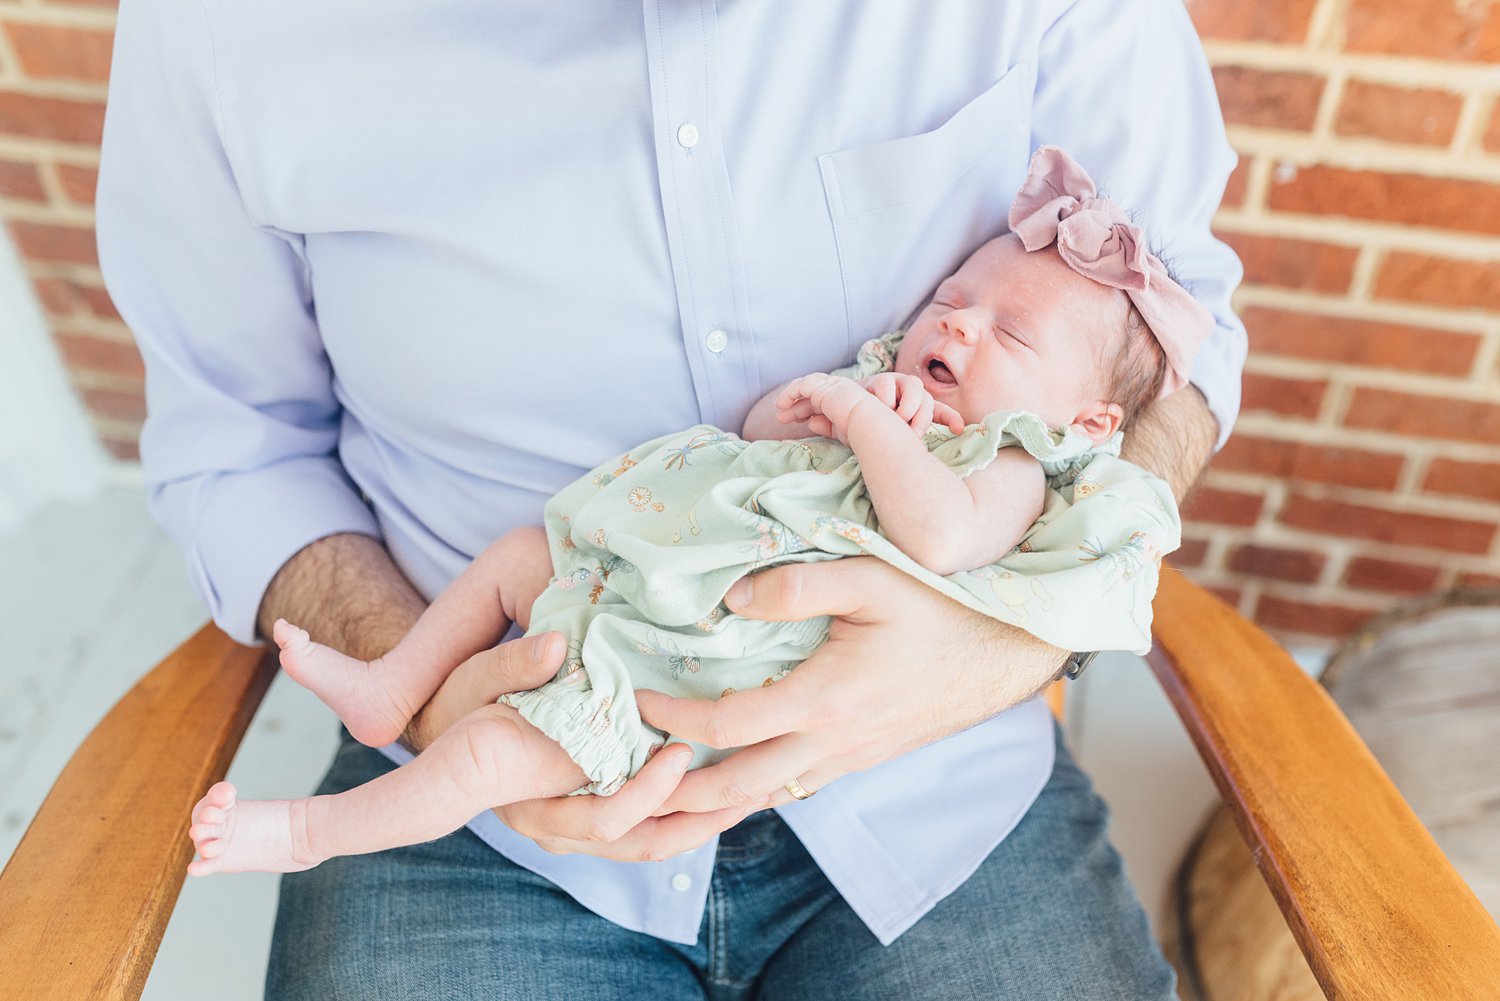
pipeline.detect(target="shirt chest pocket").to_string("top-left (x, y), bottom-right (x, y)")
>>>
top-left (817, 61), bottom-right (1036, 347)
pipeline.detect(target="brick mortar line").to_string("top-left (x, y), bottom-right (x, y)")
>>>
top-left (1206, 470), bottom-right (1500, 521)
top-left (23, 259), bottom-right (102, 282)
top-left (70, 367), bottom-right (144, 393)
top-left (1346, 244), bottom-right (1381, 303)
top-left (1230, 420), bottom-right (1500, 468)
top-left (1310, 67), bottom-right (1347, 140)
top-left (1214, 208), bottom-right (1500, 260)
top-left (1396, 452), bottom-right (1429, 498)
top-left (1244, 581), bottom-right (1388, 612)
top-left (1453, 92), bottom-right (1493, 156)
top-left (1244, 581), bottom-right (1409, 611)
top-left (1190, 532), bottom-right (1232, 577)
top-left (1240, 154), bottom-right (1270, 216)
top-left (1321, 543), bottom-right (1355, 589)
top-left (1235, 580), bottom-right (1259, 617)
top-left (0, 199), bottom-right (93, 225)
top-left (0, 20), bottom-right (21, 82)
top-left (44, 160), bottom-right (90, 209)
top-left (84, 413), bottom-right (142, 439)
top-left (1305, 0), bottom-right (1347, 51)
top-left (1211, 520), bottom-right (1500, 570)
top-left (1225, 127), bottom-right (1500, 181)
top-left (1470, 330), bottom-right (1500, 384)
top-left (1202, 41), bottom-right (1500, 90)
top-left (1326, 367), bottom-right (1500, 403)
top-left (1321, 378), bottom-right (1353, 428)
top-left (0, 7), bottom-right (120, 30)
top-left (32, 154), bottom-right (68, 207)
top-left (51, 318), bottom-right (135, 343)
top-left (0, 75), bottom-right (107, 101)
top-left (1235, 284), bottom-right (1495, 335)
top-left (0, 135), bottom-right (101, 159)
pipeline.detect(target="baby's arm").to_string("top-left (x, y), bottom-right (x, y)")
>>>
top-left (275, 525), bottom-right (556, 747)
top-left (742, 379), bottom-right (819, 441)
top-left (777, 374), bottom-right (1045, 575)
top-left (743, 373), bottom-right (963, 441)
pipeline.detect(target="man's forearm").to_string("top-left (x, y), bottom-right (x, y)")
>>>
top-left (1118, 385), bottom-right (1220, 504)
top-left (255, 532), bottom-right (427, 662)
top-left (979, 386), bottom-right (1221, 710)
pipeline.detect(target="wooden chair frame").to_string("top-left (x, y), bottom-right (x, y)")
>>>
top-left (2, 571), bottom-right (1498, 999)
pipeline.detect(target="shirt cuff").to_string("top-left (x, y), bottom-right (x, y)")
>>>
top-left (184, 458), bottom-right (381, 646)
top-left (1188, 321), bottom-right (1246, 453)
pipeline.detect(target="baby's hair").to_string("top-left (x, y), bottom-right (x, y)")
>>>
top-left (1097, 252), bottom-right (1185, 433)
top-left (1100, 305), bottom-right (1168, 433)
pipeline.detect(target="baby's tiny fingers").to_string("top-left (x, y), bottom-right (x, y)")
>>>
top-left (866, 378), bottom-right (897, 409)
top-left (911, 396), bottom-right (935, 433)
top-left (936, 403), bottom-right (966, 433)
top-left (895, 386), bottom-right (925, 421)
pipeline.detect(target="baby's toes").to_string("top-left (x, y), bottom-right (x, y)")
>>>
top-left (190, 798), bottom-right (225, 826)
top-left (189, 820), bottom-right (223, 843)
top-left (273, 618), bottom-right (311, 653)
top-left (196, 836), bottom-right (229, 860)
top-left (203, 781), bottom-right (237, 810)
top-left (187, 855), bottom-right (226, 878)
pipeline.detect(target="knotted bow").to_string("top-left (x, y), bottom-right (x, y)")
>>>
top-left (1007, 146), bottom-right (1213, 398)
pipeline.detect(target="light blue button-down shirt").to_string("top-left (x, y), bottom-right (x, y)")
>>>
top-left (97, 0), bottom-right (1242, 946)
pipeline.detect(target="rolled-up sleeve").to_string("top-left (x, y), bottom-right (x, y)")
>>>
top-left (1032, 0), bottom-right (1246, 450)
top-left (96, 0), bottom-right (379, 644)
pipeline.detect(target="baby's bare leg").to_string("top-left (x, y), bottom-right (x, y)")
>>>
top-left (187, 702), bottom-right (586, 876)
top-left (276, 525), bottom-right (555, 747)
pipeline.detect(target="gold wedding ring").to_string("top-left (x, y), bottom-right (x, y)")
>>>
top-left (784, 777), bottom-right (816, 800)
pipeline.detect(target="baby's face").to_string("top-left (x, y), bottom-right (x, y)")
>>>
top-left (894, 234), bottom-right (1130, 440)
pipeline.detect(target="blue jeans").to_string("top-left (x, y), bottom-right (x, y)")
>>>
top-left (265, 723), bottom-right (1174, 1000)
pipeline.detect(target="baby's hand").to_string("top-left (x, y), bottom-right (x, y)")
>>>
top-left (775, 373), bottom-right (879, 444)
top-left (858, 373), bottom-right (966, 435)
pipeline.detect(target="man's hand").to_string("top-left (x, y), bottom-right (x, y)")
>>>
top-left (492, 745), bottom-right (760, 862)
top-left (636, 557), bottom-right (1067, 814)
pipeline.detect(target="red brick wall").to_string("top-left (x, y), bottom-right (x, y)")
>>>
top-left (1182, 0), bottom-right (1500, 647)
top-left (4, 1), bottom-right (1498, 648)
top-left (0, 1), bottom-right (130, 457)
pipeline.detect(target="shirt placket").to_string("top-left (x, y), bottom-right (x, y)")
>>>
top-left (643, 0), bottom-right (759, 428)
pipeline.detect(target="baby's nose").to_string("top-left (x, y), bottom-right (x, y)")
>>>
top-left (941, 309), bottom-right (981, 343)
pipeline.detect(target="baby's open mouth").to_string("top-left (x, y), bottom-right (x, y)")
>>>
top-left (927, 358), bottom-right (958, 385)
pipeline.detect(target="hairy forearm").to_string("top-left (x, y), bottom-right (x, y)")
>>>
top-left (963, 602), bottom-right (1073, 712)
top-left (255, 532), bottom-right (427, 662)
top-left (1118, 385), bottom-right (1219, 504)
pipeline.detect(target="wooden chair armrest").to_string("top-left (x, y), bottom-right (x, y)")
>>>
top-left (0, 624), bottom-right (275, 1001)
top-left (1148, 570), bottom-right (1500, 999)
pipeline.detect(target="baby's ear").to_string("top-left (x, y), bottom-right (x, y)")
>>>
top-left (1071, 401), bottom-right (1123, 444)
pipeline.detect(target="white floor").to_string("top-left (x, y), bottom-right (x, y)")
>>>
top-left (1, 487), bottom-right (1265, 999)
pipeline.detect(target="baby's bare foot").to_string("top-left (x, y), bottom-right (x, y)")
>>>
top-left (273, 618), bottom-right (411, 747)
top-left (187, 781), bottom-right (322, 876)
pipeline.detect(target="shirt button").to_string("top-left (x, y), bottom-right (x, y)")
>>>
top-left (705, 329), bottom-right (729, 353)
top-left (671, 873), bottom-right (693, 892)
top-left (677, 123), bottom-right (699, 148)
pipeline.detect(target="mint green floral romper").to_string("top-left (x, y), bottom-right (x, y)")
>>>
top-left (501, 332), bottom-right (1181, 795)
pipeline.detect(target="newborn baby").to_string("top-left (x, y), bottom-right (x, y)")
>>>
top-left (187, 146), bottom-right (1211, 876)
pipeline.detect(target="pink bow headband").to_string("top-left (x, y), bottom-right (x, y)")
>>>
top-left (1007, 146), bottom-right (1213, 398)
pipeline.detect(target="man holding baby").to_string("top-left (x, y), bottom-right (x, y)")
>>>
top-left (97, 0), bottom-right (1243, 997)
